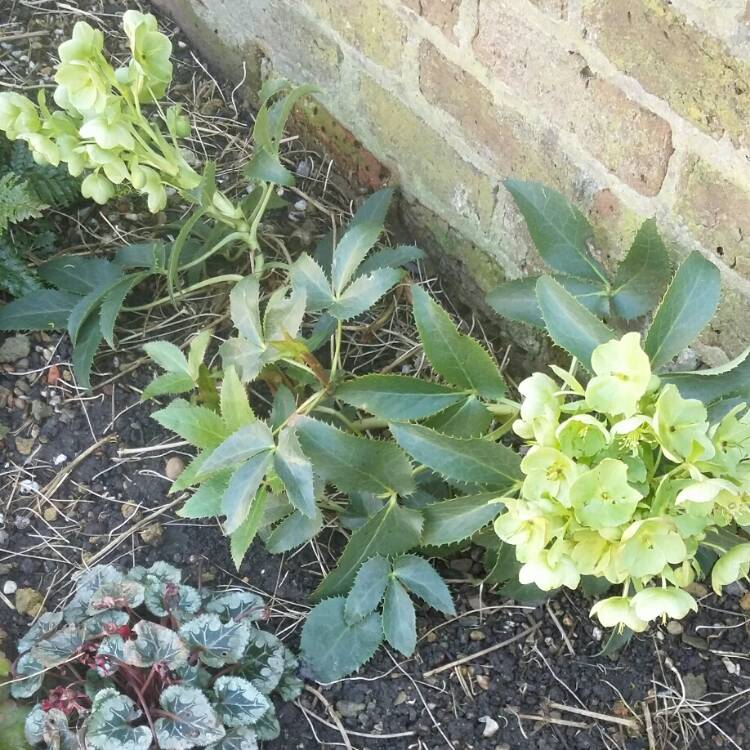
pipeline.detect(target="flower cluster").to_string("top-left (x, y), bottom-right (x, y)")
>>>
top-left (0, 12), bottom-right (239, 224)
top-left (495, 332), bottom-right (750, 631)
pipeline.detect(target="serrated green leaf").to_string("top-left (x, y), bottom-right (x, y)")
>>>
top-left (504, 179), bottom-right (607, 282)
top-left (198, 422), bottom-right (273, 478)
top-left (422, 493), bottom-right (504, 546)
top-left (170, 451), bottom-right (208, 493)
top-left (412, 285), bottom-right (506, 400)
top-left (86, 692), bottom-right (152, 750)
top-left (289, 253), bottom-right (333, 311)
top-left (0, 289), bottom-right (79, 330)
top-left (331, 188), bottom-right (393, 294)
top-left (214, 676), bottom-right (270, 727)
top-left (178, 473), bottom-right (230, 519)
top-left (390, 423), bottom-right (521, 488)
top-left (144, 340), bottom-right (190, 375)
top-left (100, 273), bottom-right (144, 348)
top-left (244, 148), bottom-right (295, 186)
top-left (263, 285), bottom-right (306, 343)
top-left (313, 499), bottom-right (423, 600)
top-left (179, 614), bottom-right (251, 668)
top-left (382, 579), bottom-right (416, 656)
top-left (535, 276), bottom-right (615, 372)
top-left (187, 329), bottom-right (212, 379)
top-left (230, 276), bottom-right (265, 349)
top-left (222, 450), bottom-right (274, 533)
top-left (329, 267), bottom-right (403, 321)
top-left (72, 312), bottom-right (104, 389)
top-left (38, 256), bottom-right (120, 294)
top-left (355, 244), bottom-right (424, 278)
top-left (230, 489), bottom-right (269, 569)
top-left (392, 554), bottom-right (455, 615)
top-left (664, 346), bottom-right (750, 404)
top-left (153, 400), bottom-right (228, 450)
top-left (301, 597), bottom-right (383, 682)
top-left (644, 251), bottom-right (720, 369)
top-left (142, 372), bottom-right (195, 399)
top-left (237, 629), bottom-right (285, 694)
top-left (611, 219), bottom-right (671, 319)
top-left (337, 374), bottom-right (464, 420)
top-left (274, 428), bottom-right (316, 517)
top-left (424, 395), bottom-right (492, 438)
top-left (220, 366), bottom-right (255, 432)
top-left (265, 507), bottom-right (323, 553)
top-left (295, 416), bottom-right (415, 496)
top-left (344, 556), bottom-right (391, 623)
top-left (206, 727), bottom-right (258, 750)
top-left (155, 686), bottom-right (225, 749)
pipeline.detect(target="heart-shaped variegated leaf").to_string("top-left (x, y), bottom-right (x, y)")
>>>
top-left (176, 662), bottom-right (212, 689)
top-left (65, 565), bottom-right (123, 622)
top-left (213, 675), bottom-right (270, 727)
top-left (234, 629), bottom-right (285, 694)
top-left (155, 686), bottom-right (225, 749)
top-left (86, 690), bottom-right (152, 750)
top-left (120, 621), bottom-right (189, 670)
top-left (31, 624), bottom-right (86, 667)
top-left (82, 610), bottom-right (129, 639)
top-left (206, 727), bottom-right (259, 750)
top-left (39, 707), bottom-right (79, 750)
top-left (253, 704), bottom-right (280, 742)
top-left (179, 614), bottom-right (251, 667)
top-left (87, 580), bottom-right (144, 614)
top-left (204, 591), bottom-right (266, 623)
top-left (276, 646), bottom-right (304, 701)
top-left (10, 652), bottom-right (44, 698)
top-left (144, 582), bottom-right (201, 620)
top-left (24, 703), bottom-right (45, 746)
top-left (127, 560), bottom-right (182, 584)
top-left (18, 612), bottom-right (64, 654)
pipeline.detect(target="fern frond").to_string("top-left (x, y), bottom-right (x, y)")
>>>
top-left (0, 173), bottom-right (47, 233)
top-left (0, 235), bottom-right (40, 297)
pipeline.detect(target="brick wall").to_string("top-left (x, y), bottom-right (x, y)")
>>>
top-left (153, 0), bottom-right (750, 359)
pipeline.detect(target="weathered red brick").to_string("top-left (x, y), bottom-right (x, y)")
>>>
top-left (473, 0), bottom-right (673, 196)
top-left (402, 0), bottom-right (461, 39)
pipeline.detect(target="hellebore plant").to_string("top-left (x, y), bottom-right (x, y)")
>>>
top-left (12, 562), bottom-right (301, 749)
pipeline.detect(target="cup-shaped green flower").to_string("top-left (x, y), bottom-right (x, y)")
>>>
top-left (570, 458), bottom-right (642, 529)
top-left (22, 133), bottom-right (60, 166)
top-left (513, 372), bottom-right (562, 447)
top-left (652, 384), bottom-right (715, 463)
top-left (79, 103), bottom-right (135, 151)
top-left (711, 543), bottom-right (750, 594)
top-left (521, 447), bottom-right (578, 506)
top-left (708, 404), bottom-right (750, 474)
top-left (556, 414), bottom-right (609, 458)
top-left (570, 529), bottom-right (622, 581)
top-left (630, 586), bottom-right (697, 622)
top-left (493, 499), bottom-right (553, 559)
top-left (58, 20), bottom-right (104, 64)
top-left (121, 10), bottom-right (173, 99)
top-left (81, 172), bottom-right (115, 204)
top-left (518, 548), bottom-right (580, 591)
top-left (0, 92), bottom-right (41, 139)
top-left (590, 596), bottom-right (648, 632)
top-left (675, 478), bottom-right (739, 506)
top-left (616, 518), bottom-right (688, 579)
top-left (585, 332), bottom-right (651, 418)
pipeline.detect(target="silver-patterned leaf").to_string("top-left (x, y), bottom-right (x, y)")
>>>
top-left (42, 707), bottom-right (81, 750)
top-left (176, 662), bottom-right (212, 689)
top-left (179, 614), bottom-right (251, 667)
top-left (213, 675), bottom-right (270, 727)
top-left (204, 591), bottom-right (266, 623)
top-left (65, 565), bottom-right (123, 622)
top-left (11, 652), bottom-right (44, 698)
top-left (127, 561), bottom-right (182, 584)
top-left (253, 704), bottom-right (280, 742)
top-left (120, 621), bottom-right (189, 670)
top-left (206, 727), bottom-right (259, 750)
top-left (144, 582), bottom-right (201, 620)
top-left (24, 703), bottom-right (45, 746)
top-left (87, 580), bottom-right (144, 614)
top-left (85, 691), bottom-right (152, 750)
top-left (82, 610), bottom-right (130, 639)
top-left (31, 624), bottom-right (86, 667)
top-left (155, 685), bottom-right (225, 750)
top-left (235, 629), bottom-right (285, 694)
top-left (18, 611), bottom-right (64, 653)
top-left (276, 646), bottom-right (303, 701)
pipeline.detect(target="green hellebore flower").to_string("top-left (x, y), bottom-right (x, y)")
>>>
top-left (590, 596), bottom-right (648, 632)
top-left (518, 548), bottom-right (580, 591)
top-left (630, 587), bottom-right (697, 622)
top-left (79, 107), bottom-right (135, 151)
top-left (56, 135), bottom-right (87, 177)
top-left (81, 172), bottom-right (115, 205)
top-left (521, 447), bottom-right (578, 506)
top-left (652, 384), bottom-right (715, 463)
top-left (58, 21), bottom-right (104, 64)
top-left (570, 530), bottom-right (621, 581)
top-left (55, 59), bottom-right (109, 115)
top-left (513, 372), bottom-right (562, 447)
top-left (0, 92), bottom-right (41, 139)
top-left (570, 458), bottom-right (642, 529)
top-left (131, 165), bottom-right (168, 213)
top-left (122, 10), bottom-right (173, 98)
top-left (711, 543), bottom-right (750, 594)
top-left (166, 104), bottom-right (191, 138)
top-left (585, 332), bottom-right (651, 418)
top-left (22, 133), bottom-right (60, 166)
top-left (675, 478), bottom-right (739, 505)
top-left (556, 414), bottom-right (609, 458)
top-left (616, 518), bottom-right (688, 579)
top-left (493, 500), bottom-right (550, 559)
top-left (709, 404), bottom-right (750, 474)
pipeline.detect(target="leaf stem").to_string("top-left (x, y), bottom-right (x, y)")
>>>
top-left (123, 274), bottom-right (244, 312)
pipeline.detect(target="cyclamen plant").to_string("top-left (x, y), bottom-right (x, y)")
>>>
top-left (13, 562), bottom-right (301, 750)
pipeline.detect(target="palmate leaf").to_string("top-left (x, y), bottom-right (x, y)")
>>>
top-left (222, 450), bottom-right (274, 533)
top-left (230, 488), bottom-right (269, 569)
top-left (611, 219), bottom-right (671, 320)
top-left (425, 395), bottom-right (492, 438)
top-left (301, 597), bottom-right (383, 682)
top-left (0, 289), bottom-right (79, 330)
top-left (295, 416), bottom-right (415, 496)
top-left (422, 493), bottom-right (504, 546)
top-left (344, 556), bottom-right (391, 623)
top-left (390, 423), bottom-right (521, 488)
top-left (504, 179), bottom-right (608, 282)
top-left (535, 276), bottom-right (615, 372)
top-left (155, 686), bottom-right (225, 750)
top-left (230, 276), bottom-right (265, 349)
top-left (313, 499), bottom-right (423, 600)
top-left (412, 285), bottom-right (506, 400)
top-left (236, 629), bottom-right (285, 694)
top-left (86, 690), bottom-right (152, 750)
top-left (179, 615), bottom-right (251, 668)
top-left (197, 422), bottom-right (274, 478)
top-left (143, 340), bottom-right (190, 374)
top-left (336, 374), bottom-right (464, 420)
top-left (142, 372), bottom-right (195, 400)
top-left (220, 366), bottom-right (255, 433)
top-left (664, 347), bottom-right (750, 405)
top-left (152, 399), bottom-right (229, 450)
top-left (382, 579), bottom-right (416, 656)
top-left (289, 253), bottom-right (333, 311)
top-left (274, 428), bottom-right (316, 517)
top-left (265, 507), bottom-right (323, 553)
top-left (213, 676), bottom-right (269, 727)
top-left (392, 555), bottom-right (455, 615)
top-left (328, 267), bottom-right (403, 321)
top-left (72, 312), bottom-right (104, 389)
top-left (356, 244), bottom-right (424, 278)
top-left (39, 256), bottom-right (121, 294)
top-left (644, 251), bottom-right (721, 369)
top-left (100, 273), bottom-right (147, 348)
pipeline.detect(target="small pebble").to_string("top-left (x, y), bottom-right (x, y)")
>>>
top-left (53, 453), bottom-right (67, 466)
top-left (43, 507), bottom-right (58, 523)
top-left (165, 456), bottom-right (185, 480)
top-left (469, 630), bottom-right (486, 641)
top-left (666, 620), bottom-right (683, 635)
top-left (479, 716), bottom-right (499, 738)
top-left (2, 581), bottom-right (17, 595)
top-left (739, 592), bottom-right (750, 611)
